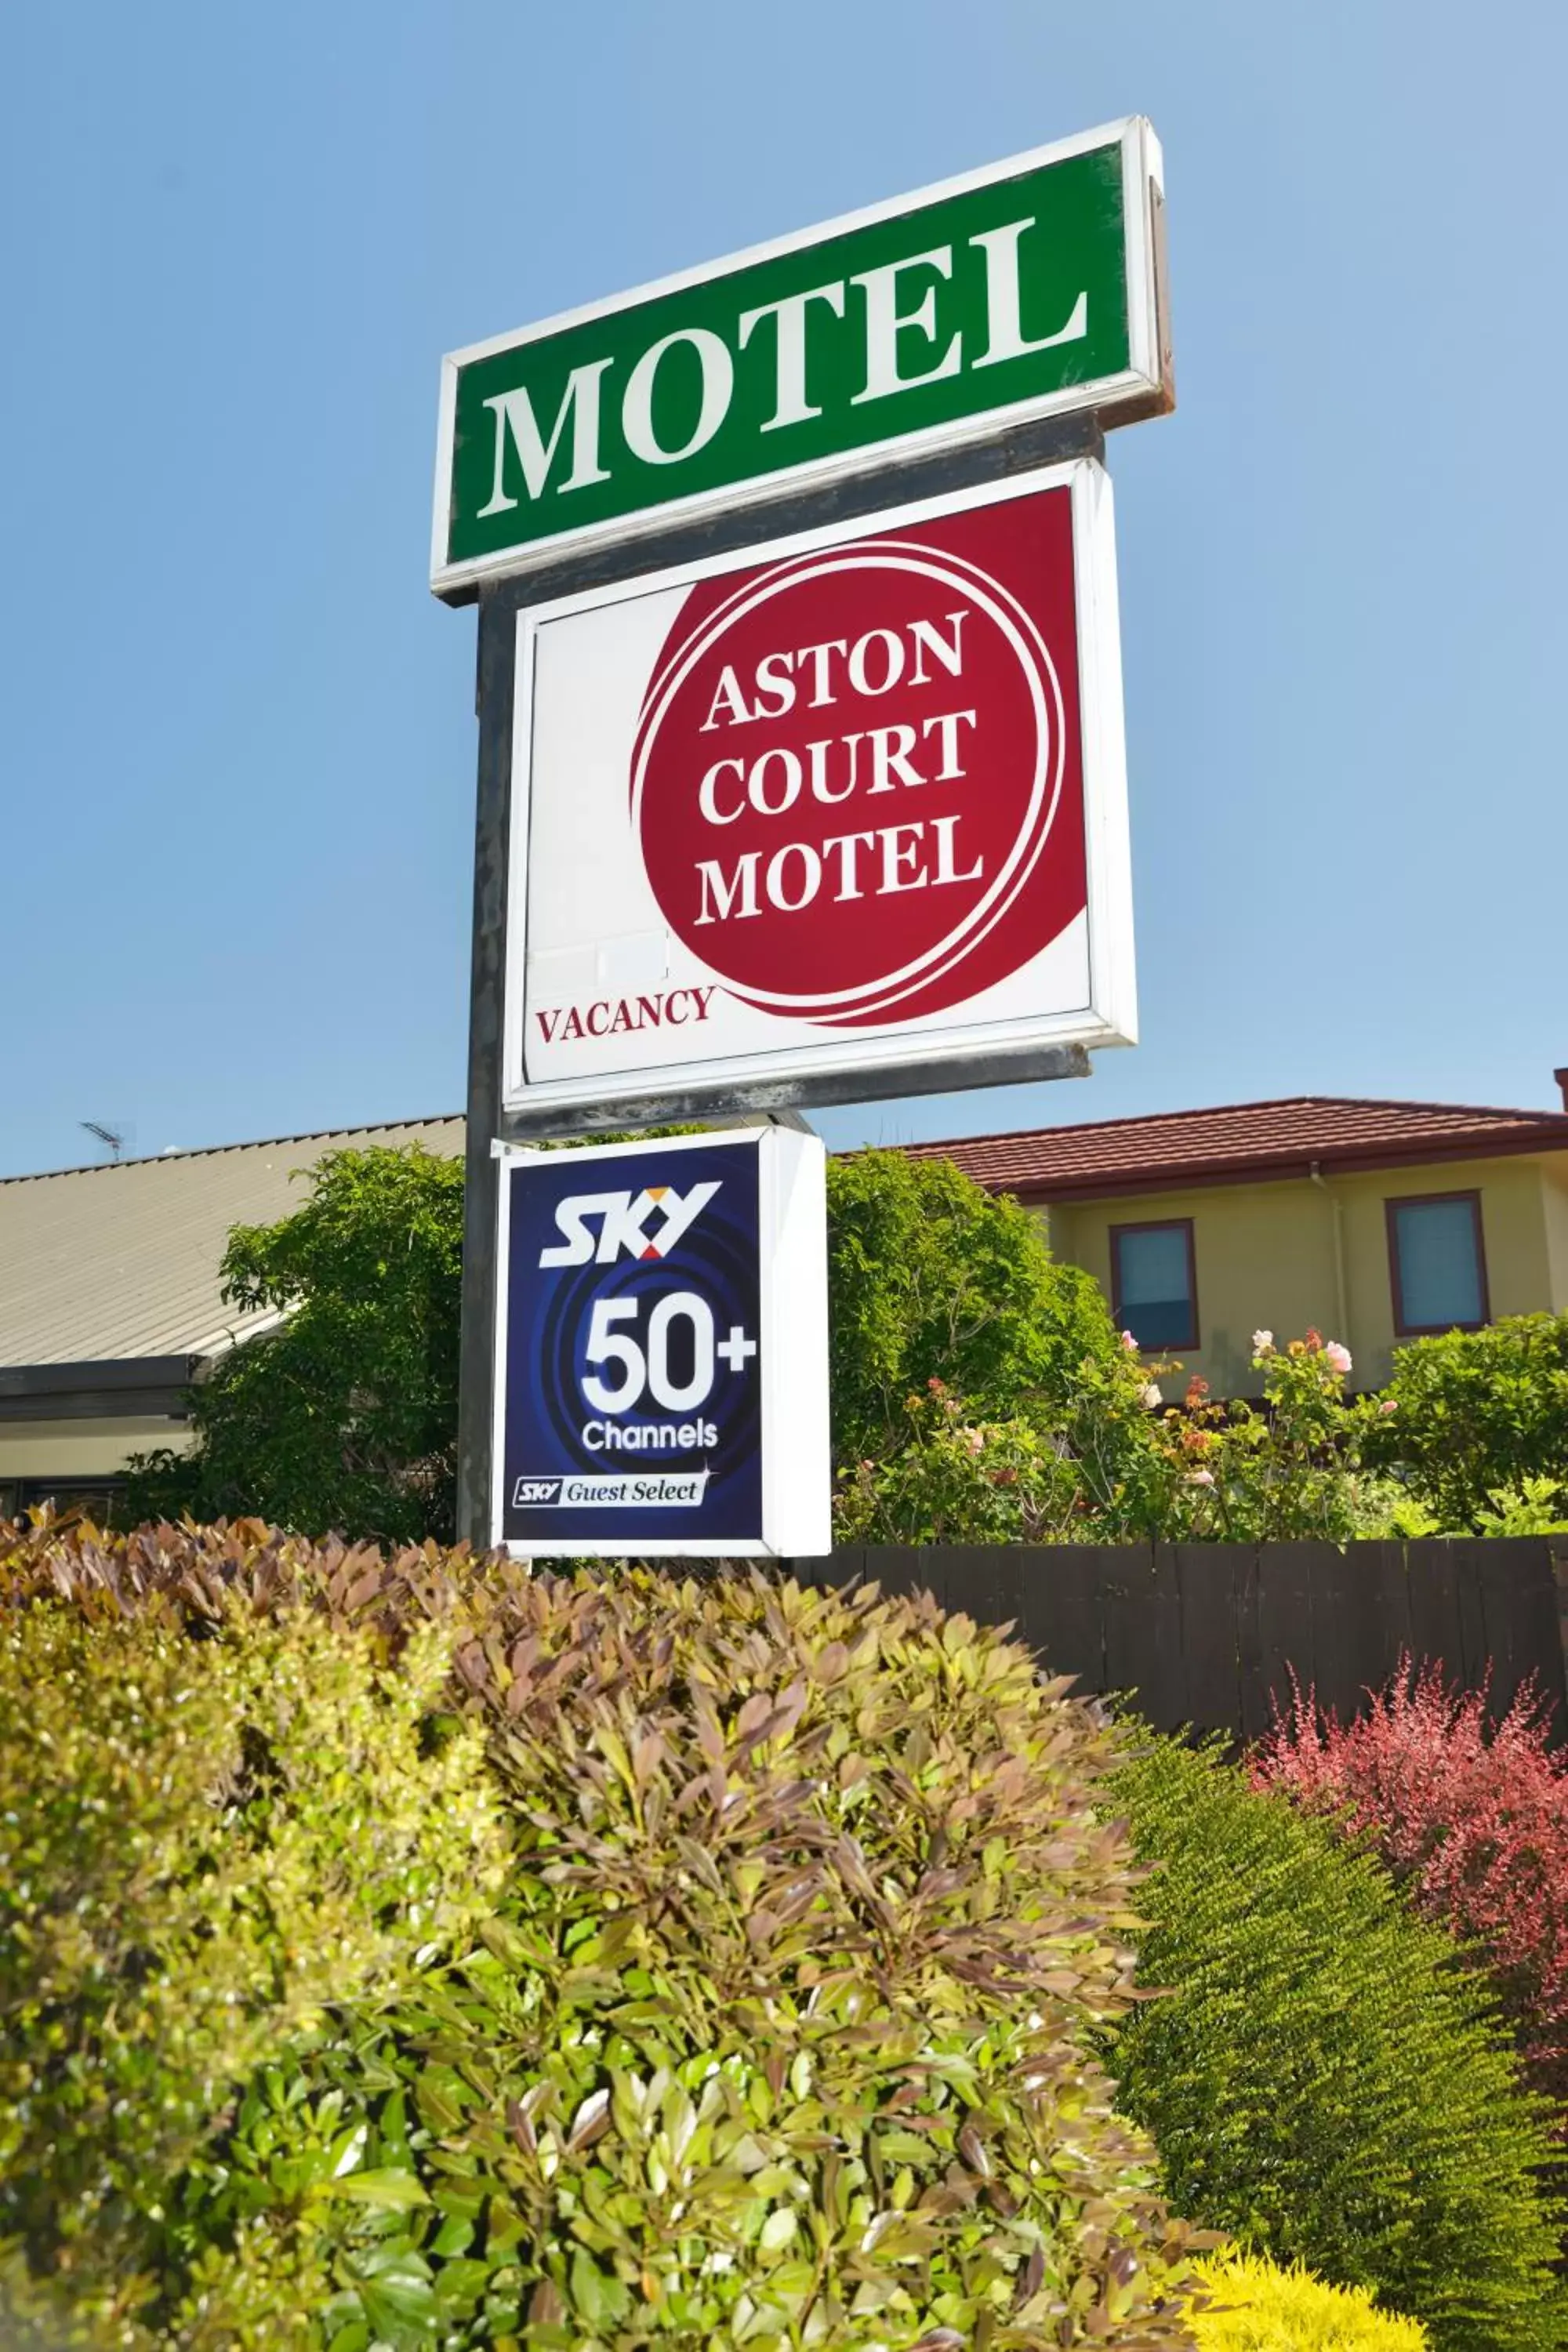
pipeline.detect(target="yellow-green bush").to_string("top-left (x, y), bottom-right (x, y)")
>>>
top-left (0, 1591), bottom-right (506, 2336)
top-left (1189, 2251), bottom-right (1428, 2348)
top-left (0, 2245), bottom-right (99, 2348)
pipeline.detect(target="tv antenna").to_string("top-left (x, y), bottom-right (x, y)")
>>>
top-left (81, 1121), bottom-right (129, 1163)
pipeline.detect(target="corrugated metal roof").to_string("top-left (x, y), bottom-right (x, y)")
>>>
top-left (900, 1094), bottom-right (1568, 1200)
top-left (0, 1119), bottom-right (463, 1367)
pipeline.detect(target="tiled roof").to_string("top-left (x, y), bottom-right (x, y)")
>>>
top-left (899, 1095), bottom-right (1568, 1201)
top-left (0, 1118), bottom-right (463, 1367)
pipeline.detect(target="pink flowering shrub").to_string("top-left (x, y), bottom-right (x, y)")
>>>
top-left (834, 1333), bottom-right (1406, 1546)
top-left (833, 1369), bottom-right (1163, 1543)
top-left (1152, 1330), bottom-right (1393, 1544)
top-left (1254, 1659), bottom-right (1568, 2115)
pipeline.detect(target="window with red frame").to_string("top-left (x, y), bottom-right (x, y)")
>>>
top-left (1387, 1192), bottom-right (1489, 1337)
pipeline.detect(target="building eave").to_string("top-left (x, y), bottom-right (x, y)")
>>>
top-left (1007, 1132), bottom-right (1568, 1207)
top-left (0, 1356), bottom-right (199, 1424)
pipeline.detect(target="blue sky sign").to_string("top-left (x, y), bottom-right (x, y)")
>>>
top-left (492, 1126), bottom-right (829, 1556)
top-left (433, 118), bottom-right (1170, 598)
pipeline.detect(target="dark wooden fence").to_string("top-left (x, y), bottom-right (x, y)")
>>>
top-left (785, 1539), bottom-right (1568, 1744)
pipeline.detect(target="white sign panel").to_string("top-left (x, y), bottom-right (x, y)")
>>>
top-left (505, 459), bottom-right (1135, 1120)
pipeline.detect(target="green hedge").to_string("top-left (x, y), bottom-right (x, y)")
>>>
top-left (1370, 1311), bottom-right (1568, 1529)
top-left (1105, 1734), bottom-right (1567, 2352)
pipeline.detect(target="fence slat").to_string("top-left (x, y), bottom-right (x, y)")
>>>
top-left (1308, 1543), bottom-right (1396, 1726)
top-left (857, 1545), bottom-right (928, 1603)
top-left (1252, 1542), bottom-right (1321, 1733)
top-left (1101, 1544), bottom-right (1185, 1731)
top-left (1016, 1548), bottom-right (1105, 1700)
top-left (1301, 1543), bottom-right (1354, 1724)
top-left (1235, 1548), bottom-right (1283, 1744)
top-left (1475, 1537), bottom-right (1566, 1730)
top-left (946, 1544), bottom-right (1019, 1645)
top-left (1406, 1538), bottom-right (1465, 1685)
top-left (1451, 1540), bottom-right (1492, 1697)
top-left (1171, 1545), bottom-right (1241, 1737)
top-left (786, 1549), bottom-right (840, 1593)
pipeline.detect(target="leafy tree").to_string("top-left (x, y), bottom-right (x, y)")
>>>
top-left (1149, 1330), bottom-right (1398, 1544)
top-left (825, 1147), bottom-right (1127, 1464)
top-left (125, 1144), bottom-right (463, 1543)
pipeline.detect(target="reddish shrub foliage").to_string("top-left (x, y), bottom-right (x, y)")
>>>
top-left (1254, 1659), bottom-right (1568, 2114)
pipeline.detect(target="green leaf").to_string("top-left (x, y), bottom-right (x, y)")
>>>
top-left (570, 2245), bottom-right (630, 2330)
top-left (331, 2166), bottom-right (433, 2210)
top-left (329, 2121), bottom-right (371, 2177)
top-left (351, 2246), bottom-right (441, 2346)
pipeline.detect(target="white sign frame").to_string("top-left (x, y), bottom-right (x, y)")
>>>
top-left (502, 458), bottom-right (1136, 1126)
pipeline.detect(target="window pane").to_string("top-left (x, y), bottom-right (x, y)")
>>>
top-left (1116, 1225), bottom-right (1192, 1347)
top-left (1395, 1199), bottom-right (1483, 1330)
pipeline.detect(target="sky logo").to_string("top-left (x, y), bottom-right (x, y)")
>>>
top-left (511, 1476), bottom-right (564, 1506)
top-left (538, 1181), bottom-right (721, 1268)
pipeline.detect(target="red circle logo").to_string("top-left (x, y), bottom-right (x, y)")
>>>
top-left (633, 513), bottom-right (1082, 1027)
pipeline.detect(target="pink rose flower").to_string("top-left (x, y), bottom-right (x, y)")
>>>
top-left (1185, 1468), bottom-right (1215, 1487)
top-left (1324, 1341), bottom-right (1352, 1375)
top-left (1121, 1330), bottom-right (1139, 1352)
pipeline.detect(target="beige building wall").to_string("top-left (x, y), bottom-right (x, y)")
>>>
top-left (1044, 1151), bottom-right (1565, 1398)
top-left (1543, 1160), bottom-right (1568, 1305)
top-left (1047, 1181), bottom-right (1339, 1400)
top-left (0, 1417), bottom-right (194, 1482)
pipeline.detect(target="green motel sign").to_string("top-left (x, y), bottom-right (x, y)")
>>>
top-left (431, 118), bottom-right (1170, 599)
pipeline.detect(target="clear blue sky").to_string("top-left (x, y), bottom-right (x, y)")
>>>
top-left (3, 2), bottom-right (1563, 1177)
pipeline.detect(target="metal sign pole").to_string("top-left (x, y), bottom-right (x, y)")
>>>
top-left (456, 583), bottom-right (514, 1550)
